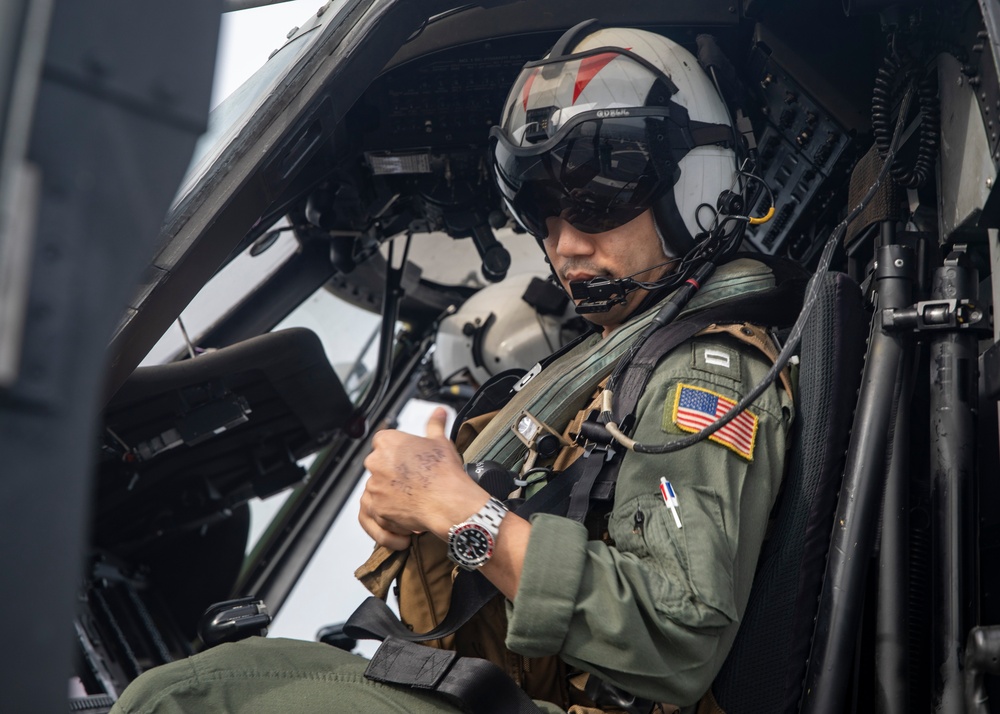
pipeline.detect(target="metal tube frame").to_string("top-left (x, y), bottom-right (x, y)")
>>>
top-left (929, 248), bottom-right (980, 713)
top-left (876, 232), bottom-right (917, 714)
top-left (801, 243), bottom-right (915, 714)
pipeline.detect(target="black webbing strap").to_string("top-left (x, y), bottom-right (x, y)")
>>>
top-left (690, 121), bottom-right (736, 148)
top-left (609, 318), bottom-right (711, 419)
top-left (562, 314), bottom-right (726, 530)
top-left (345, 567), bottom-right (496, 644)
top-left (365, 637), bottom-right (543, 713)
top-left (565, 444), bottom-right (614, 522)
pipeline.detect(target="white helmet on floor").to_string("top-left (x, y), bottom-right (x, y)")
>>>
top-left (434, 272), bottom-right (583, 388)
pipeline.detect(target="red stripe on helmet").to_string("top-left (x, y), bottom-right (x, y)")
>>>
top-left (572, 51), bottom-right (627, 104)
top-left (522, 68), bottom-right (539, 111)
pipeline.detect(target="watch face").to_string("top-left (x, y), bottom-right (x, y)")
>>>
top-left (449, 523), bottom-right (495, 567)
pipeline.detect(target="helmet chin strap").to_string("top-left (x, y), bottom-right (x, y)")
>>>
top-left (567, 200), bottom-right (751, 314)
top-left (567, 228), bottom-right (736, 314)
top-left (536, 234), bottom-right (634, 314)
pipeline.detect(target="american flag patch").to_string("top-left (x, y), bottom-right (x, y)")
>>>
top-left (672, 383), bottom-right (758, 460)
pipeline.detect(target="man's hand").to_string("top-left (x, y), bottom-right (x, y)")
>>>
top-left (359, 407), bottom-right (490, 551)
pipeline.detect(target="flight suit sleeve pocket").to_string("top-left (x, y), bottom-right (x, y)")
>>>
top-left (676, 485), bottom-right (739, 626)
top-left (612, 487), bottom-right (738, 629)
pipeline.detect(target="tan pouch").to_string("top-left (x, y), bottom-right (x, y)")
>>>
top-left (354, 545), bottom-right (408, 600)
top-left (455, 409), bottom-right (501, 454)
top-left (396, 532), bottom-right (457, 650)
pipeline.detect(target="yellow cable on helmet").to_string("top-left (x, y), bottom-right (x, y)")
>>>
top-left (748, 206), bottom-right (775, 225)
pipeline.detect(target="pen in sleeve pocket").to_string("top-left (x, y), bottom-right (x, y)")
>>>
top-left (659, 477), bottom-right (682, 529)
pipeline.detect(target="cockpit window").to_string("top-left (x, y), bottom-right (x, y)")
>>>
top-left (139, 228), bottom-right (300, 366)
top-left (272, 285), bottom-right (382, 402)
top-left (172, 25), bottom-right (323, 207)
top-left (140, 228), bottom-right (383, 407)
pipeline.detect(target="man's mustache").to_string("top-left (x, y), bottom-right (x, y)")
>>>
top-left (559, 260), bottom-right (610, 282)
top-left (560, 259), bottom-right (676, 284)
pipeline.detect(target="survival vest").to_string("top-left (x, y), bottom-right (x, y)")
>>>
top-left (345, 258), bottom-right (806, 713)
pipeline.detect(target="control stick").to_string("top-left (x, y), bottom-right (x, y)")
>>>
top-left (198, 597), bottom-right (271, 648)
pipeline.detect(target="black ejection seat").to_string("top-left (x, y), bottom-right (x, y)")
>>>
top-left (711, 270), bottom-right (867, 713)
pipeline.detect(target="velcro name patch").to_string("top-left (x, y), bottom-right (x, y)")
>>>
top-left (671, 383), bottom-right (758, 460)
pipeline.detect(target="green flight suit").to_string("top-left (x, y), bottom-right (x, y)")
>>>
top-left (110, 258), bottom-right (794, 714)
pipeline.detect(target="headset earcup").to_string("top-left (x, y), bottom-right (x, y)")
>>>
top-left (652, 188), bottom-right (695, 259)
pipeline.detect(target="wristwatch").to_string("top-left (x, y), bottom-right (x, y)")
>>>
top-left (446, 497), bottom-right (509, 570)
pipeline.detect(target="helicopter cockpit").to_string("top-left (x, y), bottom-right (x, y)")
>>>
top-left (3, 0), bottom-right (1000, 712)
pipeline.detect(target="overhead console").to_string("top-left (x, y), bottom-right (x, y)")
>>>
top-left (305, 34), bottom-right (549, 268)
top-left (303, 4), bottom-right (880, 280)
top-left (355, 35), bottom-right (540, 154)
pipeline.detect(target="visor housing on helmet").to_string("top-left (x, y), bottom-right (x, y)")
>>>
top-left (492, 107), bottom-right (680, 239)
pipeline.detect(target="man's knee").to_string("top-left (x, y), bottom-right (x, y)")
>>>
top-left (109, 653), bottom-right (198, 714)
top-left (110, 638), bottom-right (367, 713)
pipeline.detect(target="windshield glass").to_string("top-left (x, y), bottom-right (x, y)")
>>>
top-left (273, 285), bottom-right (382, 401)
top-left (139, 227), bottom-right (300, 366)
top-left (172, 25), bottom-right (322, 205)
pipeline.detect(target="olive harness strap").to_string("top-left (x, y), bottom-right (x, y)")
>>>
top-left (344, 302), bottom-right (776, 644)
top-left (341, 315), bottom-right (713, 714)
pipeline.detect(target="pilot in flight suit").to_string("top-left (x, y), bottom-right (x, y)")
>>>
top-left (110, 25), bottom-right (794, 714)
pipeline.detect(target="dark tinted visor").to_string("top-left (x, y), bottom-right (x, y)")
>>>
top-left (491, 110), bottom-right (674, 238)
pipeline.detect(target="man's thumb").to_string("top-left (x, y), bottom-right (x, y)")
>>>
top-left (425, 407), bottom-right (449, 439)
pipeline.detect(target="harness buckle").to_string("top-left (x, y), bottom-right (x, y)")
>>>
top-left (583, 441), bottom-right (616, 462)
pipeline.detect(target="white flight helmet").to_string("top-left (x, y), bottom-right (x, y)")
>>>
top-left (434, 272), bottom-right (583, 388)
top-left (491, 23), bottom-right (738, 258)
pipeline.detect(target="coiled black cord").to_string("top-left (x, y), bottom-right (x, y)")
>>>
top-left (872, 47), bottom-right (939, 189)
